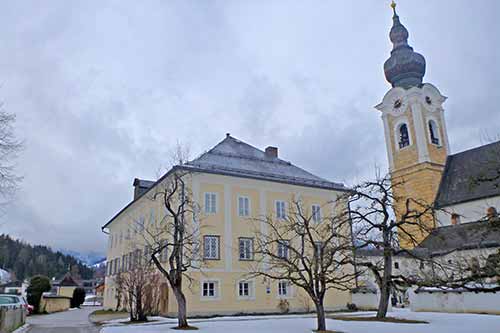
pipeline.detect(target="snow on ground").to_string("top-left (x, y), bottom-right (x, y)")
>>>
top-left (99, 309), bottom-right (500, 333)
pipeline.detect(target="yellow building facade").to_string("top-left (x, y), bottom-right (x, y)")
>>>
top-left (102, 135), bottom-right (352, 316)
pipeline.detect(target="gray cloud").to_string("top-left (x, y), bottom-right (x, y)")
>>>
top-left (0, 1), bottom-right (499, 254)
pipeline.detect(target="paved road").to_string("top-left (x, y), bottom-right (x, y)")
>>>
top-left (27, 307), bottom-right (101, 333)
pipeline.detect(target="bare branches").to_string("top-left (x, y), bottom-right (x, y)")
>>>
top-left (250, 195), bottom-right (357, 331)
top-left (0, 109), bottom-right (22, 204)
top-left (349, 174), bottom-right (441, 318)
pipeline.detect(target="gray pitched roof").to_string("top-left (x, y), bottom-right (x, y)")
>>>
top-left (183, 135), bottom-right (347, 191)
top-left (102, 135), bottom-right (346, 230)
top-left (417, 220), bottom-right (500, 255)
top-left (435, 141), bottom-right (500, 208)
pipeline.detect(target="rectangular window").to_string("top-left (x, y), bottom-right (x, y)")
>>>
top-left (205, 193), bottom-right (217, 214)
top-left (128, 252), bottom-right (134, 270)
top-left (238, 281), bottom-right (253, 298)
top-left (238, 196), bottom-right (250, 217)
top-left (278, 281), bottom-right (290, 297)
top-left (122, 255), bottom-right (127, 272)
top-left (160, 240), bottom-right (169, 262)
top-left (239, 238), bottom-right (253, 260)
top-left (312, 204), bottom-right (321, 223)
top-left (277, 240), bottom-right (289, 259)
top-left (276, 200), bottom-right (286, 219)
top-left (116, 258), bottom-right (121, 273)
top-left (202, 281), bottom-right (218, 298)
top-left (150, 208), bottom-right (155, 225)
top-left (204, 235), bottom-right (220, 260)
top-left (314, 241), bottom-right (323, 258)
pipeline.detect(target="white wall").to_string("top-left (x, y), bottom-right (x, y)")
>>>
top-left (351, 292), bottom-right (392, 311)
top-left (410, 288), bottom-right (500, 314)
top-left (437, 196), bottom-right (500, 226)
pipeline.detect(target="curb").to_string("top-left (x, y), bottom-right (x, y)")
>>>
top-left (12, 323), bottom-right (30, 333)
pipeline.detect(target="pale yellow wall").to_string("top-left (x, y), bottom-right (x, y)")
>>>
top-left (57, 286), bottom-right (76, 298)
top-left (103, 171), bottom-right (352, 315)
top-left (40, 297), bottom-right (71, 313)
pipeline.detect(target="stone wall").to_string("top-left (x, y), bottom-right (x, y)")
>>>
top-left (0, 307), bottom-right (25, 333)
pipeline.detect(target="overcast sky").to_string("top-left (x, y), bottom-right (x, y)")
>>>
top-left (1, 1), bottom-right (499, 255)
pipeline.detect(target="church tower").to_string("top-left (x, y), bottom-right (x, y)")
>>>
top-left (375, 2), bottom-right (450, 248)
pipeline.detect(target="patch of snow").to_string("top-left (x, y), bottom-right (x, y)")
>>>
top-left (99, 309), bottom-right (500, 333)
top-left (0, 268), bottom-right (11, 283)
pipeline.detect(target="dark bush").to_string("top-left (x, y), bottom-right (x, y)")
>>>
top-left (71, 287), bottom-right (86, 308)
top-left (26, 275), bottom-right (51, 313)
top-left (346, 303), bottom-right (358, 311)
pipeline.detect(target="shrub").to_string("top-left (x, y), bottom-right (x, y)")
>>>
top-left (346, 303), bottom-right (358, 311)
top-left (71, 287), bottom-right (86, 308)
top-left (27, 275), bottom-right (51, 313)
top-left (277, 299), bottom-right (290, 313)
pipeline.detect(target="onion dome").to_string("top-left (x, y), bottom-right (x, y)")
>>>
top-left (383, 2), bottom-right (426, 89)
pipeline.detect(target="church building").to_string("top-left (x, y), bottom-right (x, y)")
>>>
top-left (375, 3), bottom-right (500, 248)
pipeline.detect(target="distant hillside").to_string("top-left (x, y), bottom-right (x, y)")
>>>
top-left (0, 234), bottom-right (95, 281)
top-left (58, 249), bottom-right (105, 267)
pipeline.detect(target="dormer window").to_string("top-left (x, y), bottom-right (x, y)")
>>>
top-left (428, 120), bottom-right (440, 146)
top-left (398, 124), bottom-right (410, 149)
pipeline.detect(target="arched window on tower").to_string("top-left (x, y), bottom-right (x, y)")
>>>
top-left (428, 120), bottom-right (440, 145)
top-left (398, 123), bottom-right (410, 149)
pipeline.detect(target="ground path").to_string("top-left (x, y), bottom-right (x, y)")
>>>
top-left (26, 307), bottom-right (101, 333)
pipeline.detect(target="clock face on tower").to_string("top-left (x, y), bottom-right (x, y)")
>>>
top-left (391, 97), bottom-right (408, 114)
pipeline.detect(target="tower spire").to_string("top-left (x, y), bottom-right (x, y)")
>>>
top-left (390, 0), bottom-right (397, 15)
top-left (383, 2), bottom-right (426, 89)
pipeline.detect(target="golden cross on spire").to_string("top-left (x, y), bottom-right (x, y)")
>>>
top-left (390, 0), bottom-right (397, 14)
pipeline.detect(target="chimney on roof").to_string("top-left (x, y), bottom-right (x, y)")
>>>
top-left (133, 178), bottom-right (142, 200)
top-left (265, 146), bottom-right (278, 158)
top-left (451, 213), bottom-right (460, 225)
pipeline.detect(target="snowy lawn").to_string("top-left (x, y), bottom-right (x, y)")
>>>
top-left (99, 309), bottom-right (500, 333)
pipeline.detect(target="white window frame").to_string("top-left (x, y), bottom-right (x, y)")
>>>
top-left (277, 280), bottom-right (292, 299)
top-left (277, 240), bottom-right (289, 259)
top-left (275, 200), bottom-right (287, 220)
top-left (201, 279), bottom-right (221, 300)
top-left (203, 235), bottom-right (220, 260)
top-left (238, 237), bottom-right (254, 261)
top-left (237, 279), bottom-right (255, 300)
top-left (238, 196), bottom-right (250, 217)
top-left (204, 192), bottom-right (217, 214)
top-left (393, 118), bottom-right (412, 151)
top-left (312, 204), bottom-right (321, 223)
top-left (427, 117), bottom-right (442, 147)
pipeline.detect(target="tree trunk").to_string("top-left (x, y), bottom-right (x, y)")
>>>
top-left (376, 251), bottom-right (392, 318)
top-left (314, 301), bottom-right (326, 332)
top-left (173, 286), bottom-right (188, 328)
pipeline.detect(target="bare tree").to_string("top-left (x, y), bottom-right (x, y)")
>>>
top-left (145, 170), bottom-right (201, 329)
top-left (115, 256), bottom-right (161, 322)
top-left (349, 175), bottom-right (438, 318)
top-left (250, 197), bottom-right (357, 332)
top-left (0, 109), bottom-right (22, 204)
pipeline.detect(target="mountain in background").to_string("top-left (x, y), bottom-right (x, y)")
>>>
top-left (0, 234), bottom-right (95, 282)
top-left (58, 249), bottom-right (105, 266)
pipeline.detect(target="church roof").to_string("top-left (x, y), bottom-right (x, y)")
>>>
top-left (183, 134), bottom-right (347, 191)
top-left (434, 141), bottom-right (500, 208)
top-left (418, 220), bottom-right (500, 255)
